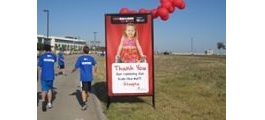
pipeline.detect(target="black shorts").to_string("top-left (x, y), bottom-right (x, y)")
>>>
top-left (81, 81), bottom-right (91, 92)
top-left (59, 65), bottom-right (65, 69)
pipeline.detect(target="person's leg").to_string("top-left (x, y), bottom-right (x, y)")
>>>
top-left (87, 81), bottom-right (91, 100)
top-left (46, 90), bottom-right (53, 109)
top-left (41, 80), bottom-right (48, 111)
top-left (61, 65), bottom-right (66, 75)
top-left (41, 80), bottom-right (47, 101)
top-left (46, 81), bottom-right (53, 109)
top-left (58, 67), bottom-right (62, 75)
top-left (41, 92), bottom-right (46, 100)
top-left (81, 82), bottom-right (88, 103)
top-left (48, 91), bottom-right (52, 100)
top-left (41, 92), bottom-right (47, 111)
top-left (81, 90), bottom-right (87, 103)
top-left (82, 81), bottom-right (91, 102)
top-left (81, 81), bottom-right (90, 110)
top-left (62, 68), bottom-right (66, 75)
top-left (57, 65), bottom-right (62, 75)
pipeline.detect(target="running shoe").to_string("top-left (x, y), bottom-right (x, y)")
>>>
top-left (81, 104), bottom-right (87, 111)
top-left (42, 101), bottom-right (47, 112)
top-left (47, 102), bottom-right (53, 109)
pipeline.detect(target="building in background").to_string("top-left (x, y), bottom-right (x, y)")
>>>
top-left (37, 35), bottom-right (87, 54)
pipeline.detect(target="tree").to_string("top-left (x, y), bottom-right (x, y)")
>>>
top-left (217, 42), bottom-right (226, 55)
top-left (37, 43), bottom-right (44, 50)
top-left (217, 42), bottom-right (226, 50)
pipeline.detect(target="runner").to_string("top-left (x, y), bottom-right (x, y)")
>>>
top-left (57, 49), bottom-right (66, 76)
top-left (38, 45), bottom-right (57, 112)
top-left (71, 46), bottom-right (97, 110)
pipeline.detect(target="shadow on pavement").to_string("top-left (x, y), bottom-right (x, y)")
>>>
top-left (69, 89), bottom-right (83, 106)
top-left (92, 81), bottom-right (146, 106)
top-left (91, 82), bottom-right (107, 103)
top-left (37, 92), bottom-right (41, 106)
top-left (51, 91), bottom-right (58, 103)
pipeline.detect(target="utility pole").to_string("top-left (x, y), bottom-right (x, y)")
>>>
top-left (43, 9), bottom-right (49, 39)
top-left (93, 32), bottom-right (97, 50)
top-left (191, 37), bottom-right (193, 55)
top-left (43, 9), bottom-right (50, 47)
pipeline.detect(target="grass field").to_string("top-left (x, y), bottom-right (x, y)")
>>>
top-left (92, 55), bottom-right (226, 120)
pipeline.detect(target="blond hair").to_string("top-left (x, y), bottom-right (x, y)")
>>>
top-left (123, 23), bottom-right (138, 38)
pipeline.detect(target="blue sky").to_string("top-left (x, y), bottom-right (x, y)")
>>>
top-left (37, 0), bottom-right (226, 53)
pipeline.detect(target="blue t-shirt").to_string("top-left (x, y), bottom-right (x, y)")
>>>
top-left (58, 52), bottom-right (65, 65)
top-left (38, 52), bottom-right (57, 81)
top-left (74, 55), bottom-right (96, 81)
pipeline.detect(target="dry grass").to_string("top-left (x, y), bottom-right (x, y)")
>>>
top-left (93, 55), bottom-right (226, 120)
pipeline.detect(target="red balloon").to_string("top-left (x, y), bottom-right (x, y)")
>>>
top-left (179, 1), bottom-right (186, 9)
top-left (172, 0), bottom-right (186, 9)
top-left (157, 6), bottom-right (170, 21)
top-left (161, 14), bottom-right (169, 21)
top-left (168, 5), bottom-right (175, 13)
top-left (118, 0), bottom-right (186, 21)
top-left (172, 0), bottom-right (181, 7)
top-left (151, 9), bottom-right (158, 19)
top-left (120, 8), bottom-right (129, 14)
top-left (139, 8), bottom-right (150, 14)
top-left (161, 1), bottom-right (173, 11)
top-left (129, 10), bottom-right (138, 14)
top-left (157, 7), bottom-right (168, 17)
top-left (160, 0), bottom-right (169, 4)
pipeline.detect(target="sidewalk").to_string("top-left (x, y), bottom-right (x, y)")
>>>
top-left (37, 55), bottom-right (107, 120)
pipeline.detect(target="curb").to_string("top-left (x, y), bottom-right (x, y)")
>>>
top-left (91, 93), bottom-right (108, 120)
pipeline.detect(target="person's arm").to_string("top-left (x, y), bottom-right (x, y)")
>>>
top-left (116, 36), bottom-right (124, 57)
top-left (71, 68), bottom-right (77, 73)
top-left (59, 57), bottom-right (65, 62)
top-left (93, 64), bottom-right (98, 76)
top-left (37, 66), bottom-right (42, 81)
top-left (72, 57), bottom-right (79, 73)
top-left (135, 39), bottom-right (144, 57)
top-left (136, 39), bottom-right (146, 62)
top-left (58, 53), bottom-right (64, 62)
top-left (115, 36), bottom-right (125, 62)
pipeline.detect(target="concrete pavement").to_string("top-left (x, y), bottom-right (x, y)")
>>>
top-left (37, 55), bottom-right (107, 120)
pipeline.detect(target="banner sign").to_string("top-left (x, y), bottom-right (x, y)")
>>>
top-left (105, 13), bottom-right (154, 96)
top-left (112, 63), bottom-right (149, 93)
top-left (111, 14), bottom-right (148, 24)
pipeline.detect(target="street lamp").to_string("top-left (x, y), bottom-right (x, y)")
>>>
top-left (43, 9), bottom-right (49, 39)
